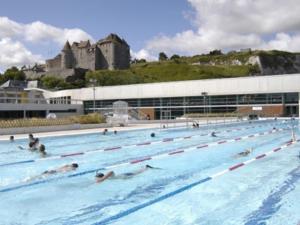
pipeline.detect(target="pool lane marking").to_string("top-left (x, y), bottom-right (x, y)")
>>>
top-left (93, 139), bottom-right (299, 225)
top-left (0, 128), bottom-right (284, 193)
top-left (0, 123), bottom-right (280, 168)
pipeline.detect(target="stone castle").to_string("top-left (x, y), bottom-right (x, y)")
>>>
top-left (23, 34), bottom-right (130, 81)
top-left (46, 33), bottom-right (130, 72)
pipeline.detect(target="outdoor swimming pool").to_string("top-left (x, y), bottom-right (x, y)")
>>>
top-left (0, 119), bottom-right (299, 225)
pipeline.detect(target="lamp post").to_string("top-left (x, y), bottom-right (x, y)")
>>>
top-left (183, 98), bottom-right (188, 127)
top-left (90, 78), bottom-right (97, 113)
top-left (201, 92), bottom-right (208, 125)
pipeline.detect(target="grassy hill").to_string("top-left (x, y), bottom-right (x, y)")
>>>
top-left (85, 60), bottom-right (256, 87)
top-left (42, 50), bottom-right (300, 89)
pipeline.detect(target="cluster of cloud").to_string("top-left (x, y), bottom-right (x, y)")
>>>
top-left (2, 0), bottom-right (300, 69)
top-left (0, 17), bottom-right (93, 71)
top-left (138, 0), bottom-right (300, 61)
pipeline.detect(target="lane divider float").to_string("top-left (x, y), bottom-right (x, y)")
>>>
top-left (0, 123), bottom-right (280, 168)
top-left (93, 139), bottom-right (299, 225)
top-left (0, 128), bottom-right (284, 193)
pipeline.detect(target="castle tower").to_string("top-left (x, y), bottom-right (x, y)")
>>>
top-left (61, 41), bottom-right (74, 69)
top-left (97, 34), bottom-right (130, 70)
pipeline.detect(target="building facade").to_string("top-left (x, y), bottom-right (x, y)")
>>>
top-left (0, 81), bottom-right (82, 119)
top-left (46, 33), bottom-right (130, 72)
top-left (2, 74), bottom-right (298, 119)
top-left (40, 74), bottom-right (300, 120)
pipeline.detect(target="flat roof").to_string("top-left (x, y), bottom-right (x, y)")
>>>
top-left (42, 73), bottom-right (300, 100)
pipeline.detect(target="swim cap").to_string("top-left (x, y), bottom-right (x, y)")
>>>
top-left (95, 172), bottom-right (104, 178)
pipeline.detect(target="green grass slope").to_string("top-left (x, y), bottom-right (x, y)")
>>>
top-left (86, 61), bottom-right (255, 86)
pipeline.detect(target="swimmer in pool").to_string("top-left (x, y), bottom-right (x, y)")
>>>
top-left (25, 163), bottom-right (79, 182)
top-left (95, 165), bottom-right (159, 183)
top-left (38, 144), bottom-right (47, 157)
top-left (235, 148), bottom-right (253, 157)
top-left (42, 163), bottom-right (78, 175)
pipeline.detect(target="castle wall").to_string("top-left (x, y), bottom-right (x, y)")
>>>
top-left (114, 42), bottom-right (130, 69)
top-left (94, 47), bottom-right (104, 70)
top-left (46, 55), bottom-right (62, 71)
top-left (98, 42), bottom-right (114, 70)
top-left (68, 46), bottom-right (95, 70)
top-left (61, 51), bottom-right (74, 69)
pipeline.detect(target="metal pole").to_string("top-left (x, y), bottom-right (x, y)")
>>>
top-left (201, 92), bottom-right (208, 127)
top-left (93, 85), bottom-right (96, 113)
top-left (90, 78), bottom-right (97, 113)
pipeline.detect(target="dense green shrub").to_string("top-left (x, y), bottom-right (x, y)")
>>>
top-left (70, 113), bottom-right (105, 124)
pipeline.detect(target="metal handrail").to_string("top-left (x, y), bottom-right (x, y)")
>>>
top-left (0, 97), bottom-right (83, 105)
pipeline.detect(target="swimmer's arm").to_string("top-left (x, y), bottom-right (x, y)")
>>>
top-left (57, 165), bottom-right (72, 173)
top-left (133, 167), bottom-right (147, 175)
top-left (96, 171), bottom-right (114, 183)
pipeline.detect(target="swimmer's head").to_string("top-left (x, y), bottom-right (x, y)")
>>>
top-left (150, 133), bottom-right (155, 137)
top-left (95, 172), bottom-right (104, 178)
top-left (39, 144), bottom-right (46, 152)
top-left (72, 163), bottom-right (79, 168)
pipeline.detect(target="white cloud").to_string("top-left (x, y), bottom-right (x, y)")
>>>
top-left (0, 17), bottom-right (22, 38)
top-left (0, 17), bottom-right (93, 45)
top-left (188, 0), bottom-right (300, 34)
top-left (138, 0), bottom-right (300, 58)
top-left (130, 49), bottom-right (157, 61)
top-left (0, 38), bottom-right (43, 69)
top-left (24, 21), bottom-right (94, 45)
top-left (0, 17), bottom-right (94, 70)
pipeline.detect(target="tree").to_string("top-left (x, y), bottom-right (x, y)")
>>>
top-left (170, 54), bottom-right (180, 60)
top-left (209, 49), bottom-right (223, 56)
top-left (131, 58), bottom-right (147, 64)
top-left (159, 52), bottom-right (168, 61)
top-left (0, 74), bottom-right (4, 85)
top-left (3, 66), bottom-right (26, 81)
top-left (41, 76), bottom-right (64, 89)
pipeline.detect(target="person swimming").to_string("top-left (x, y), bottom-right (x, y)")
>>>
top-left (28, 133), bottom-right (35, 143)
top-left (235, 148), bottom-right (253, 157)
top-left (192, 121), bottom-right (199, 128)
top-left (18, 139), bottom-right (40, 151)
top-left (25, 163), bottom-right (79, 182)
top-left (10, 136), bottom-right (14, 142)
top-left (42, 163), bottom-right (78, 175)
top-left (150, 133), bottom-right (155, 137)
top-left (39, 144), bottom-right (47, 157)
top-left (29, 138), bottom-right (40, 151)
top-left (95, 165), bottom-right (159, 183)
top-left (211, 132), bottom-right (217, 137)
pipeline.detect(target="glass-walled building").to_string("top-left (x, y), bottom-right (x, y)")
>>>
top-left (83, 93), bottom-right (299, 119)
top-left (42, 73), bottom-right (300, 120)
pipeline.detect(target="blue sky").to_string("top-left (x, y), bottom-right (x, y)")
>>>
top-left (0, 0), bottom-right (193, 61)
top-left (1, 0), bottom-right (300, 71)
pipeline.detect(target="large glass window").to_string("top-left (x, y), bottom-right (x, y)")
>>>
top-left (284, 93), bottom-right (298, 104)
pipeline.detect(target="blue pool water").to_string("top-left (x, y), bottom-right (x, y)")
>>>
top-left (0, 119), bottom-right (299, 225)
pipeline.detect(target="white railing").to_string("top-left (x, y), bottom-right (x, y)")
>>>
top-left (0, 97), bottom-right (82, 105)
